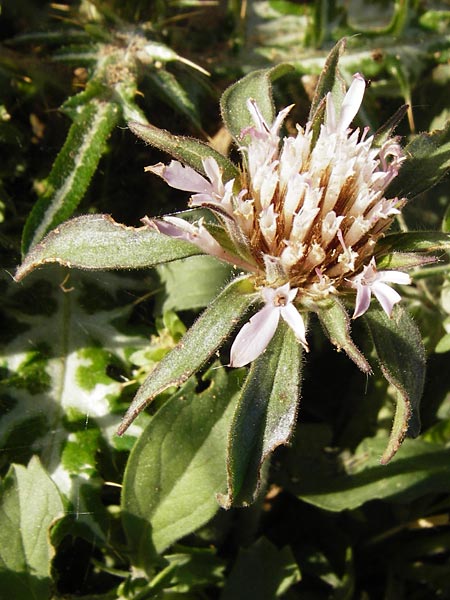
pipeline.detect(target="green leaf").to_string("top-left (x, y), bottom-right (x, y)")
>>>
top-left (22, 98), bottom-right (120, 253)
top-left (121, 367), bottom-right (240, 567)
top-left (287, 432), bottom-right (450, 512)
top-left (375, 231), bottom-right (450, 256)
top-left (220, 64), bottom-right (294, 144)
top-left (308, 37), bottom-right (347, 122)
top-left (220, 537), bottom-right (301, 599)
top-left (146, 69), bottom-right (202, 131)
top-left (364, 305), bottom-right (426, 464)
top-left (386, 121), bottom-right (450, 200)
top-left (128, 121), bottom-right (239, 183)
top-left (315, 297), bottom-right (371, 373)
top-left (219, 319), bottom-right (303, 508)
top-left (0, 456), bottom-right (64, 600)
top-left (155, 256), bottom-right (233, 312)
top-left (117, 276), bottom-right (255, 435)
top-left (15, 214), bottom-right (203, 282)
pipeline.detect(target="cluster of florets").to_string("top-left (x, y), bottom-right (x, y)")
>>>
top-left (145, 73), bottom-right (411, 366)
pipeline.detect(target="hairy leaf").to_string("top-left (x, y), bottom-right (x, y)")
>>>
top-left (117, 276), bottom-right (255, 435)
top-left (128, 121), bottom-right (238, 182)
top-left (22, 99), bottom-right (120, 253)
top-left (15, 215), bottom-right (203, 281)
top-left (315, 297), bottom-right (371, 373)
top-left (121, 368), bottom-right (240, 567)
top-left (0, 457), bottom-right (64, 600)
top-left (220, 64), bottom-right (294, 145)
top-left (386, 121), bottom-right (450, 199)
top-left (364, 305), bottom-right (425, 464)
top-left (219, 319), bottom-right (303, 508)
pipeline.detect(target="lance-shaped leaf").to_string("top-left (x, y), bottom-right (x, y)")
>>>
top-left (315, 297), bottom-right (371, 373)
top-left (386, 121), bottom-right (450, 200)
top-left (375, 231), bottom-right (450, 256)
top-left (0, 456), bottom-right (64, 600)
top-left (121, 367), bottom-right (240, 570)
top-left (128, 121), bottom-right (238, 183)
top-left (308, 37), bottom-right (347, 122)
top-left (14, 214), bottom-right (203, 281)
top-left (218, 319), bottom-right (303, 508)
top-left (117, 276), bottom-right (255, 435)
top-left (220, 64), bottom-right (294, 145)
top-left (364, 305), bottom-right (426, 464)
top-left (22, 98), bottom-right (120, 253)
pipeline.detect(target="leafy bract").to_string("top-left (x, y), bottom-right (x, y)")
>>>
top-left (386, 121), bottom-right (450, 199)
top-left (15, 215), bottom-right (203, 282)
top-left (0, 456), bottom-right (64, 600)
top-left (219, 319), bottom-right (303, 508)
top-left (128, 121), bottom-right (239, 182)
top-left (220, 64), bottom-right (294, 145)
top-left (364, 305), bottom-right (425, 464)
top-left (117, 276), bottom-right (255, 435)
top-left (121, 368), bottom-right (240, 568)
top-left (315, 297), bottom-right (371, 373)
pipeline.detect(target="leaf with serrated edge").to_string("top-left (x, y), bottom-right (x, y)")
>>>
top-left (364, 305), bottom-right (425, 464)
top-left (0, 456), bottom-right (64, 599)
top-left (315, 297), bottom-right (371, 373)
top-left (220, 64), bottom-right (294, 145)
top-left (128, 121), bottom-right (238, 183)
top-left (22, 99), bottom-right (120, 253)
top-left (15, 214), bottom-right (203, 282)
top-left (219, 319), bottom-right (303, 508)
top-left (121, 368), bottom-right (240, 568)
top-left (117, 276), bottom-right (255, 435)
top-left (375, 231), bottom-right (450, 256)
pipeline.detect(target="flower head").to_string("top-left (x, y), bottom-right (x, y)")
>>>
top-left (146, 72), bottom-right (412, 364)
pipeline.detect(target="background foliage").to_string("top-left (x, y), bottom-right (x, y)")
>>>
top-left (1, 0), bottom-right (450, 598)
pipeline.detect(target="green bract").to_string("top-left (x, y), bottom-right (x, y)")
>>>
top-left (15, 42), bottom-right (450, 512)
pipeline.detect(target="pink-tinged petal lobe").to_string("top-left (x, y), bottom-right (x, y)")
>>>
top-left (376, 271), bottom-right (411, 285)
top-left (145, 160), bottom-right (213, 194)
top-left (371, 281), bottom-right (402, 317)
top-left (338, 73), bottom-right (366, 132)
top-left (280, 303), bottom-right (308, 350)
top-left (352, 283), bottom-right (371, 319)
top-left (229, 304), bottom-right (280, 367)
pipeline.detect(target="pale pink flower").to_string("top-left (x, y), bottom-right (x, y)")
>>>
top-left (229, 284), bottom-right (308, 367)
top-left (144, 72), bottom-right (412, 365)
top-left (350, 258), bottom-right (411, 319)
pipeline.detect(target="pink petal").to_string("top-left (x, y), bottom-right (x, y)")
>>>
top-left (145, 160), bottom-right (213, 194)
top-left (371, 281), bottom-right (402, 317)
top-left (229, 304), bottom-right (280, 367)
top-left (280, 304), bottom-right (308, 350)
top-left (376, 270), bottom-right (411, 285)
top-left (352, 283), bottom-right (371, 319)
top-left (338, 73), bottom-right (366, 132)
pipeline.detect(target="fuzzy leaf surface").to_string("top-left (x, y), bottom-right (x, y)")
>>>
top-left (386, 121), bottom-right (450, 199)
top-left (220, 64), bottom-right (294, 145)
top-left (219, 319), bottom-right (303, 508)
top-left (0, 456), bottom-right (64, 600)
top-left (121, 368), bottom-right (240, 568)
top-left (22, 98), bottom-right (120, 253)
top-left (118, 277), bottom-right (255, 434)
top-left (15, 215), bottom-right (203, 281)
top-left (315, 297), bottom-right (371, 373)
top-left (364, 305), bottom-right (425, 464)
top-left (128, 121), bottom-right (238, 182)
